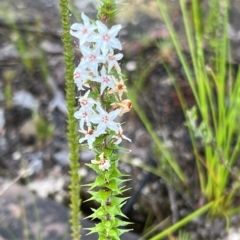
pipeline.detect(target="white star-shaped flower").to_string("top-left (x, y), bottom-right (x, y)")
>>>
top-left (78, 90), bottom-right (97, 110)
top-left (89, 21), bottom-right (122, 56)
top-left (106, 51), bottom-right (123, 73)
top-left (79, 127), bottom-right (100, 149)
top-left (73, 65), bottom-right (91, 90)
top-left (90, 104), bottom-right (121, 136)
top-left (112, 125), bottom-right (131, 145)
top-left (92, 66), bottom-right (114, 95)
top-left (70, 12), bottom-right (97, 46)
top-left (80, 46), bottom-right (106, 76)
top-left (74, 107), bottom-right (95, 130)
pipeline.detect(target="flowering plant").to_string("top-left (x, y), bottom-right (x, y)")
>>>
top-left (71, 12), bottom-right (132, 239)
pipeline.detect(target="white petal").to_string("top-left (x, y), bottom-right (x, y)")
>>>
top-left (109, 24), bottom-right (122, 37)
top-left (74, 111), bottom-right (82, 119)
top-left (88, 34), bottom-right (101, 42)
top-left (87, 137), bottom-right (95, 149)
top-left (70, 24), bottom-right (86, 40)
top-left (107, 61), bottom-right (115, 73)
top-left (101, 66), bottom-right (106, 75)
top-left (79, 34), bottom-right (89, 46)
top-left (109, 38), bottom-right (122, 50)
top-left (79, 137), bottom-right (86, 143)
top-left (96, 104), bottom-right (106, 115)
top-left (81, 12), bottom-right (90, 25)
top-left (122, 135), bottom-right (132, 142)
top-left (109, 109), bottom-right (121, 120)
top-left (96, 20), bottom-right (108, 34)
top-left (113, 137), bottom-right (122, 145)
top-left (89, 115), bottom-right (101, 124)
top-left (100, 83), bottom-right (107, 95)
top-left (91, 76), bottom-right (102, 83)
top-left (101, 42), bottom-right (109, 56)
top-left (89, 62), bottom-right (99, 76)
top-left (107, 122), bottom-right (120, 132)
top-left (70, 23), bottom-right (83, 32)
top-left (80, 46), bottom-right (91, 57)
top-left (75, 80), bottom-right (84, 90)
top-left (92, 46), bottom-right (101, 55)
top-left (79, 119), bottom-right (85, 130)
top-left (97, 55), bottom-right (106, 64)
top-left (115, 53), bottom-right (123, 60)
top-left (96, 123), bottom-right (107, 135)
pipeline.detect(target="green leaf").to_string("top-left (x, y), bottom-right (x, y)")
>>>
top-left (104, 204), bottom-right (125, 218)
top-left (117, 228), bottom-right (133, 236)
top-left (107, 179), bottom-right (121, 194)
top-left (107, 228), bottom-right (119, 239)
top-left (93, 134), bottom-right (107, 145)
top-left (110, 168), bottom-right (129, 178)
top-left (111, 196), bottom-right (129, 206)
top-left (85, 163), bottom-right (104, 176)
top-left (99, 189), bottom-right (111, 202)
top-left (95, 222), bottom-right (106, 232)
top-left (89, 175), bottom-right (106, 190)
top-left (104, 220), bottom-right (112, 229)
top-left (104, 149), bottom-right (113, 158)
top-left (88, 207), bottom-right (106, 220)
top-left (104, 171), bottom-right (111, 181)
top-left (84, 226), bottom-right (98, 235)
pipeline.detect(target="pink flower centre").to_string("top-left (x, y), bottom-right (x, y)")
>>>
top-left (82, 28), bottom-right (88, 34)
top-left (81, 99), bottom-right (88, 106)
top-left (82, 112), bottom-right (88, 118)
top-left (74, 72), bottom-right (80, 79)
top-left (101, 115), bottom-right (109, 124)
top-left (89, 54), bottom-right (96, 62)
top-left (103, 34), bottom-right (110, 41)
top-left (108, 55), bottom-right (115, 61)
top-left (103, 77), bottom-right (110, 83)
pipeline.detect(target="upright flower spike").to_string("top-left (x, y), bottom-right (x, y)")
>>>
top-left (70, 7), bottom-right (132, 239)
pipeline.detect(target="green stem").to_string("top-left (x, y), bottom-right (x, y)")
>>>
top-left (59, 0), bottom-right (81, 239)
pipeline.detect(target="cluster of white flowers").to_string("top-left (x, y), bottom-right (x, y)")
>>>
top-left (70, 13), bottom-right (132, 151)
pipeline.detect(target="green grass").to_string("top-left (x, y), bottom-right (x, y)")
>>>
top-left (157, 0), bottom-right (240, 216)
top-left (127, 0), bottom-right (240, 238)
